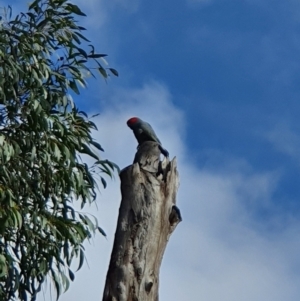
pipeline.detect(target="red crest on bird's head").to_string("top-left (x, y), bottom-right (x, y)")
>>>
top-left (127, 117), bottom-right (140, 127)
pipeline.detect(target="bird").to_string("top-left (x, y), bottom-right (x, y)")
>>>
top-left (127, 117), bottom-right (169, 157)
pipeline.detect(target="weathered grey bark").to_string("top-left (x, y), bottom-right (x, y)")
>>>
top-left (102, 141), bottom-right (181, 301)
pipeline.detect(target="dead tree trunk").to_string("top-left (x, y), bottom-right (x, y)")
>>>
top-left (102, 141), bottom-right (181, 301)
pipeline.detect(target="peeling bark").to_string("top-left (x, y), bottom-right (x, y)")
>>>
top-left (102, 141), bottom-right (181, 301)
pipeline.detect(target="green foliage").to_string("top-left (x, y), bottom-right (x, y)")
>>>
top-left (0, 1), bottom-right (118, 300)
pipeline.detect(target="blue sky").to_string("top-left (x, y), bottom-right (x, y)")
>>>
top-left (4, 0), bottom-right (300, 300)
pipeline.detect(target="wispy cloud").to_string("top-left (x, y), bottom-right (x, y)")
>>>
top-left (186, 12), bottom-right (300, 87)
top-left (73, 0), bottom-right (140, 30)
top-left (186, 0), bottom-right (214, 7)
top-left (266, 122), bottom-right (300, 164)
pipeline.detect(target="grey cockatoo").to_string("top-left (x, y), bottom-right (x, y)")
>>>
top-left (127, 117), bottom-right (169, 157)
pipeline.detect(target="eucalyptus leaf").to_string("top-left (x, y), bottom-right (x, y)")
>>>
top-left (0, 1), bottom-right (118, 300)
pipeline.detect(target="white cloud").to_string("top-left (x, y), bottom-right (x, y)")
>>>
top-left (36, 80), bottom-right (300, 301)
